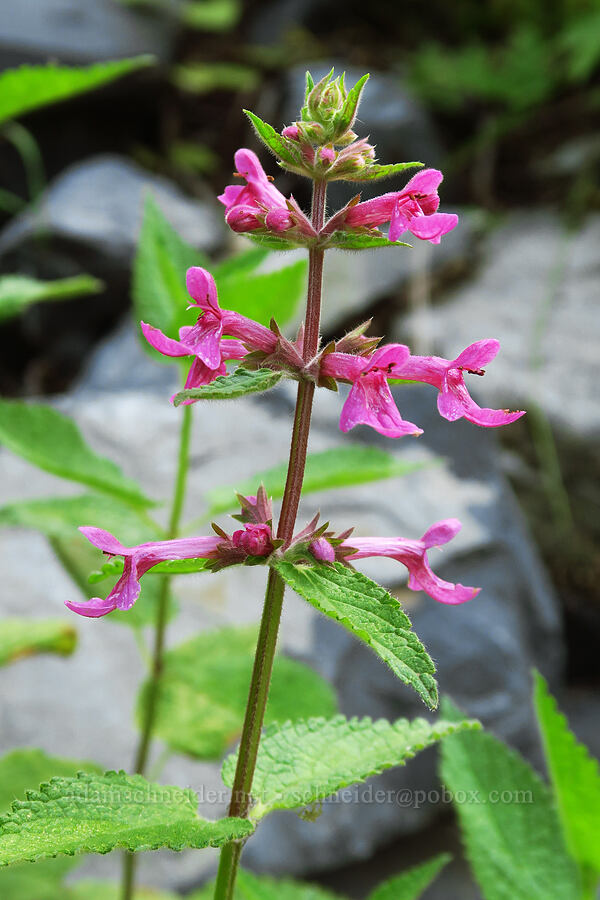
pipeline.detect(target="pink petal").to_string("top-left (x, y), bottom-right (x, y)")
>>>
top-left (184, 356), bottom-right (225, 391)
top-left (409, 212), bottom-right (458, 244)
top-left (408, 558), bottom-right (480, 605)
top-left (64, 595), bottom-right (118, 618)
top-left (443, 373), bottom-right (526, 427)
top-left (403, 168), bottom-right (444, 196)
top-left (321, 351), bottom-right (366, 382)
top-left (218, 184), bottom-right (245, 209)
top-left (79, 527), bottom-right (127, 556)
top-left (184, 315), bottom-right (224, 370)
top-left (340, 377), bottom-right (423, 439)
top-left (369, 343), bottom-right (411, 371)
top-left (452, 339), bottom-right (500, 371)
top-left (141, 322), bottom-right (190, 358)
top-left (388, 201), bottom-right (412, 242)
top-left (186, 267), bottom-right (219, 311)
top-left (421, 518), bottom-right (462, 548)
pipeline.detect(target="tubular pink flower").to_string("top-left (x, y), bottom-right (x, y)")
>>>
top-left (344, 168), bottom-right (458, 245)
top-left (65, 528), bottom-right (222, 618)
top-left (338, 518), bottom-right (480, 605)
top-left (395, 339), bottom-right (526, 427)
top-left (321, 345), bottom-right (423, 439)
top-left (219, 148), bottom-right (293, 233)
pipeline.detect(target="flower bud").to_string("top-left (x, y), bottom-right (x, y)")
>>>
top-left (307, 71), bottom-right (346, 123)
top-left (232, 523), bottom-right (273, 557)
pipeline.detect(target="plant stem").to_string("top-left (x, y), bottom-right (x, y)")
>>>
top-left (213, 180), bottom-right (327, 900)
top-left (121, 403), bottom-right (193, 900)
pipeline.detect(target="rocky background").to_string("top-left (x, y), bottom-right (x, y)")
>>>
top-left (0, 1), bottom-right (599, 897)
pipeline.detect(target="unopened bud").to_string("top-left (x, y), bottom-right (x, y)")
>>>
top-left (232, 523), bottom-right (273, 557)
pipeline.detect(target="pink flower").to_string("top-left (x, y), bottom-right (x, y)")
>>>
top-left (65, 528), bottom-right (222, 618)
top-left (338, 519), bottom-right (480, 605)
top-left (309, 536), bottom-right (336, 562)
top-left (397, 340), bottom-right (526, 427)
top-left (344, 169), bottom-right (458, 244)
top-left (321, 344), bottom-right (423, 439)
top-left (219, 149), bottom-right (317, 238)
top-left (141, 268), bottom-right (278, 389)
top-left (231, 523), bottom-right (273, 556)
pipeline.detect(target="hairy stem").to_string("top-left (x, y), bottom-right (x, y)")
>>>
top-left (122, 402), bottom-right (193, 900)
top-left (213, 179), bottom-right (327, 900)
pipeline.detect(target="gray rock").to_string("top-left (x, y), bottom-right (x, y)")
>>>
top-left (395, 211), bottom-right (600, 442)
top-left (0, 352), bottom-right (563, 888)
top-left (0, 154), bottom-right (223, 282)
top-left (0, 0), bottom-right (176, 68)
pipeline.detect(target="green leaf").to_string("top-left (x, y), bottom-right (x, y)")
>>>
top-left (173, 367), bottom-right (283, 406)
top-left (222, 715), bottom-right (479, 820)
top-left (69, 882), bottom-right (179, 900)
top-left (334, 73), bottom-right (369, 136)
top-left (0, 275), bottom-right (103, 324)
top-left (0, 400), bottom-right (153, 508)
top-left (0, 750), bottom-right (102, 900)
top-left (0, 619), bottom-right (76, 667)
top-left (142, 626), bottom-right (337, 760)
top-left (244, 110), bottom-right (303, 168)
top-left (0, 58), bottom-right (153, 126)
top-left (190, 870), bottom-right (345, 900)
top-left (534, 671), bottom-right (600, 877)
top-left (273, 561), bottom-right (438, 709)
top-left (245, 233), bottom-right (299, 251)
top-left (367, 854), bottom-right (451, 900)
top-left (0, 771), bottom-right (253, 866)
top-left (325, 232), bottom-right (412, 251)
top-left (0, 494), bottom-right (162, 543)
top-left (133, 195), bottom-right (209, 343)
top-left (206, 445), bottom-right (425, 517)
top-left (182, 0), bottom-right (241, 31)
top-left (214, 258), bottom-right (307, 328)
top-left (439, 698), bottom-right (581, 900)
top-left (349, 162), bottom-right (423, 183)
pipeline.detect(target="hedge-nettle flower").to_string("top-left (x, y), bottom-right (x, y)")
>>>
top-left (65, 528), bottom-right (223, 618)
top-left (231, 523), bottom-right (273, 556)
top-left (398, 339), bottom-right (526, 427)
top-left (219, 149), bottom-right (315, 238)
top-left (321, 344), bottom-right (422, 439)
top-left (344, 169), bottom-right (458, 244)
top-left (311, 519), bottom-right (479, 605)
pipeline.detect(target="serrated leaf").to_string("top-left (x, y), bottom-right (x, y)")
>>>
top-left (534, 671), bottom-right (600, 877)
top-left (245, 233), bottom-right (299, 251)
top-left (0, 619), bottom-right (76, 667)
top-left (214, 258), bottom-right (307, 328)
top-left (244, 110), bottom-right (302, 168)
top-left (273, 561), bottom-right (438, 708)
top-left (0, 494), bottom-right (162, 543)
top-left (0, 275), bottom-right (103, 324)
top-left (223, 715), bottom-right (479, 820)
top-left (350, 162), bottom-right (424, 182)
top-left (0, 58), bottom-right (153, 126)
top-left (440, 698), bottom-right (581, 900)
top-left (0, 771), bottom-right (253, 866)
top-left (142, 626), bottom-right (337, 760)
top-left (191, 870), bottom-right (345, 900)
top-left (367, 853), bottom-right (451, 900)
top-left (0, 401), bottom-right (153, 508)
top-left (133, 195), bottom-right (209, 344)
top-left (326, 232), bottom-right (412, 251)
top-left (173, 367), bottom-right (283, 405)
top-left (0, 750), bottom-right (102, 899)
top-left (206, 445), bottom-right (425, 517)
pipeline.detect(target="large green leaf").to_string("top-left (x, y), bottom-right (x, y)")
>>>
top-left (191, 870), bottom-right (345, 900)
top-left (367, 854), bottom-right (451, 900)
top-left (0, 494), bottom-right (162, 543)
top-left (534, 672), bottom-right (600, 878)
top-left (0, 58), bottom-right (153, 126)
top-left (0, 619), bottom-right (76, 668)
top-left (133, 194), bottom-right (209, 342)
top-left (0, 750), bottom-right (101, 900)
top-left (439, 699), bottom-right (581, 900)
top-left (273, 561), bottom-right (438, 708)
top-left (0, 275), bottom-right (103, 324)
top-left (173, 368), bottom-right (283, 406)
top-left (141, 626), bottom-right (337, 760)
top-left (213, 258), bottom-right (306, 328)
top-left (205, 445), bottom-right (425, 517)
top-left (0, 400), bottom-right (153, 508)
top-left (0, 771), bottom-right (253, 866)
top-left (222, 715), bottom-right (479, 820)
